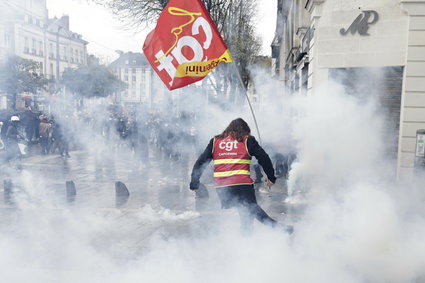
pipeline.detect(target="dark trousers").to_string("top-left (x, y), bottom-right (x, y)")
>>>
top-left (60, 141), bottom-right (69, 156)
top-left (216, 184), bottom-right (276, 232)
top-left (40, 136), bottom-right (49, 154)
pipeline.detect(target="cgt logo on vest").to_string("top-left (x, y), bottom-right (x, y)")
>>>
top-left (219, 140), bottom-right (238, 151)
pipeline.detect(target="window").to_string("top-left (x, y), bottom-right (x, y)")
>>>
top-left (75, 49), bottom-right (78, 63)
top-left (132, 75), bottom-right (136, 82)
top-left (39, 41), bottom-right (43, 56)
top-left (63, 46), bottom-right (67, 60)
top-left (32, 38), bottom-right (36, 54)
top-left (141, 69), bottom-right (146, 87)
top-left (124, 75), bottom-right (128, 81)
top-left (24, 37), bottom-right (29, 53)
top-left (39, 62), bottom-right (43, 73)
top-left (50, 63), bottom-right (54, 79)
top-left (132, 68), bottom-right (136, 74)
top-left (80, 50), bottom-right (83, 63)
top-left (4, 33), bottom-right (11, 47)
top-left (49, 43), bottom-right (55, 58)
top-left (70, 48), bottom-right (74, 62)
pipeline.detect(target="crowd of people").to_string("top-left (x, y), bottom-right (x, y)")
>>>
top-left (0, 106), bottom-right (296, 189)
top-left (0, 111), bottom-right (72, 167)
top-left (0, 106), bottom-right (200, 167)
top-left (0, 105), bottom-right (297, 233)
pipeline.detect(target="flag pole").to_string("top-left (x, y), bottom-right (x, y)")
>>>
top-left (231, 61), bottom-right (262, 144)
top-left (231, 61), bottom-right (271, 190)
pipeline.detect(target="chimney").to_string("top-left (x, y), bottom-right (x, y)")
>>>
top-left (59, 15), bottom-right (69, 30)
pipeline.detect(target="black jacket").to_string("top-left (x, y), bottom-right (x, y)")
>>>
top-left (190, 136), bottom-right (276, 190)
top-left (6, 125), bottom-right (19, 142)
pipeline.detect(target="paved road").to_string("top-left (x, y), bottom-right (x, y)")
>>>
top-left (1, 145), bottom-right (298, 227)
top-left (0, 145), bottom-right (303, 282)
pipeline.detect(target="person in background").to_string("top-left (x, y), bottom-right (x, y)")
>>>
top-left (51, 120), bottom-right (70, 158)
top-left (190, 118), bottom-right (278, 233)
top-left (5, 116), bottom-right (23, 169)
top-left (0, 121), bottom-right (4, 151)
top-left (39, 115), bottom-right (51, 155)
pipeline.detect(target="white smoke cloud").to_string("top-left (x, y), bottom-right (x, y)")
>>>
top-left (2, 49), bottom-right (425, 283)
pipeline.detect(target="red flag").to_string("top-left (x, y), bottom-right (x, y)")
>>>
top-left (143, 0), bottom-right (233, 90)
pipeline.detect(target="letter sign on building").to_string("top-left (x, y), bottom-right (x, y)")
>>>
top-left (340, 10), bottom-right (379, 36)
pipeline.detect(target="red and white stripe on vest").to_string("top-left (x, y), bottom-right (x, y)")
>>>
top-left (212, 135), bottom-right (254, 187)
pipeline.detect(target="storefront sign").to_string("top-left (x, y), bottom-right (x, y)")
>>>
top-left (340, 10), bottom-right (379, 36)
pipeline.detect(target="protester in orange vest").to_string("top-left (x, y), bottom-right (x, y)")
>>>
top-left (190, 118), bottom-right (277, 233)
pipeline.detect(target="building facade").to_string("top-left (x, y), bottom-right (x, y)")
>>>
top-left (272, 0), bottom-right (425, 178)
top-left (109, 52), bottom-right (167, 110)
top-left (0, 0), bottom-right (88, 108)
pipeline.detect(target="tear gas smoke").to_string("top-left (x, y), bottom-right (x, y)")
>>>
top-left (1, 54), bottom-right (425, 283)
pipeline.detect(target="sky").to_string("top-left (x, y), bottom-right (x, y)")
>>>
top-left (46, 0), bottom-right (277, 63)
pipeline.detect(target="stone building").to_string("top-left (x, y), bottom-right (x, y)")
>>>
top-left (0, 0), bottom-right (88, 108)
top-left (109, 52), bottom-right (167, 110)
top-left (272, 0), bottom-right (425, 178)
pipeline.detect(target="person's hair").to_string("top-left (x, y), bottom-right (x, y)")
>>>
top-left (215, 118), bottom-right (251, 142)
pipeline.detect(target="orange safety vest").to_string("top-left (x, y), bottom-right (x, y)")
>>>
top-left (212, 135), bottom-right (253, 187)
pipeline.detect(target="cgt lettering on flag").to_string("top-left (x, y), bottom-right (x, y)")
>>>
top-left (143, 0), bottom-right (233, 90)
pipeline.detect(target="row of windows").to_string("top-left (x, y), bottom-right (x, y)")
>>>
top-left (24, 15), bottom-right (45, 29)
top-left (23, 37), bottom-right (85, 63)
top-left (23, 61), bottom-right (57, 78)
top-left (29, 61), bottom-right (59, 77)
top-left (2, 33), bottom-right (11, 47)
top-left (124, 68), bottom-right (138, 74)
top-left (124, 75), bottom-right (137, 82)
top-left (116, 69), bottom-right (148, 77)
top-left (124, 59), bottom-right (138, 65)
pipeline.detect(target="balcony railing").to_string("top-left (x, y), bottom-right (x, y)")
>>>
top-left (302, 27), bottom-right (314, 53)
